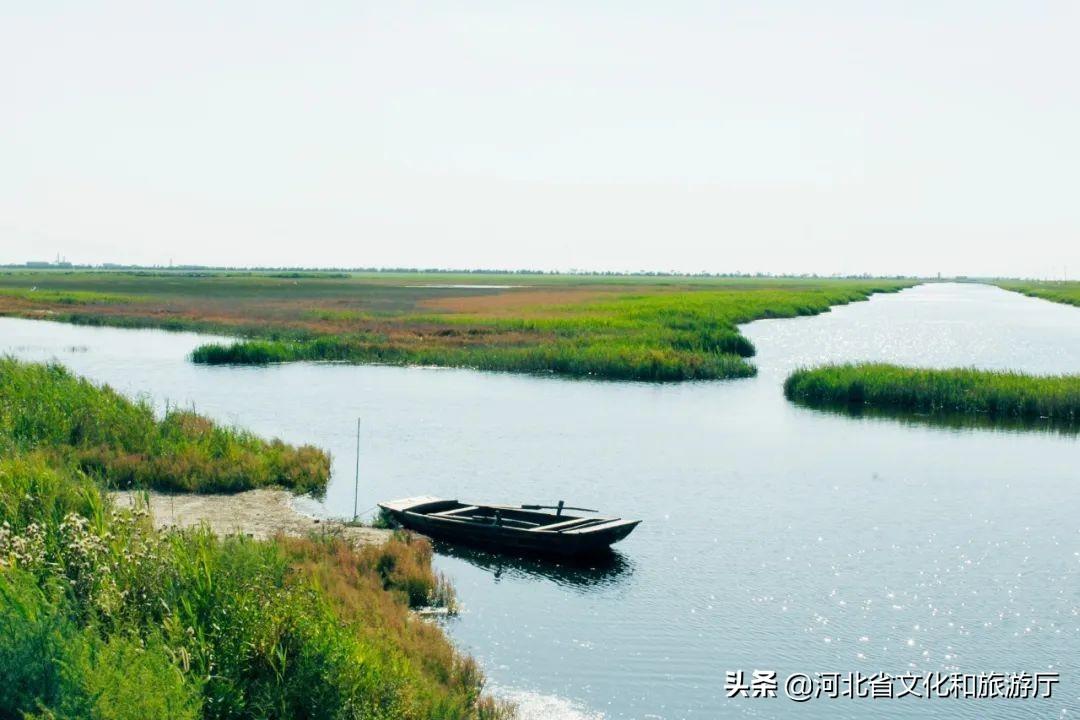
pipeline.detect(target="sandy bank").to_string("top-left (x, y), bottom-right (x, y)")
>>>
top-left (110, 488), bottom-right (390, 545)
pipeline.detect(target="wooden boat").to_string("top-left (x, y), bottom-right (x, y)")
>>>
top-left (378, 496), bottom-right (641, 557)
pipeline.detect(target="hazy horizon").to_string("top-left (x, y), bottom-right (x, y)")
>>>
top-left (0, 260), bottom-right (1043, 281)
top-left (3, 2), bottom-right (1078, 279)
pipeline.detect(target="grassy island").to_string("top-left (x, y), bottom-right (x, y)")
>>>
top-left (0, 358), bottom-right (509, 720)
top-left (784, 363), bottom-right (1080, 427)
top-left (0, 270), bottom-right (914, 380)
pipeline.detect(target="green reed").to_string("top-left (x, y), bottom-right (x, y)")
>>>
top-left (191, 281), bottom-right (915, 380)
top-left (0, 357), bottom-right (329, 494)
top-left (0, 360), bottom-right (511, 720)
top-left (0, 271), bottom-right (914, 380)
top-left (996, 280), bottom-right (1080, 308)
top-left (784, 363), bottom-right (1080, 425)
top-left (0, 456), bottom-right (509, 720)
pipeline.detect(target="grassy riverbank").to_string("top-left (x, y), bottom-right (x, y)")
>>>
top-left (995, 280), bottom-right (1080, 308)
top-left (0, 358), bottom-right (509, 719)
top-left (0, 358), bottom-right (328, 494)
top-left (0, 270), bottom-right (915, 380)
top-left (784, 363), bottom-right (1080, 426)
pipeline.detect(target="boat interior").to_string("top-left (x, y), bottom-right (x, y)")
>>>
top-left (418, 500), bottom-right (617, 533)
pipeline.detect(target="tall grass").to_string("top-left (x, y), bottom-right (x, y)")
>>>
top-left (0, 271), bottom-right (914, 380)
top-left (0, 358), bottom-right (328, 494)
top-left (784, 363), bottom-right (1080, 425)
top-left (192, 283), bottom-right (914, 381)
top-left (0, 362), bottom-right (512, 720)
top-left (996, 280), bottom-right (1080, 308)
top-left (0, 462), bottom-right (509, 719)
top-left (192, 337), bottom-right (756, 381)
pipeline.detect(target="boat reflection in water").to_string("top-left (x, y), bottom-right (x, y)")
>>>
top-left (431, 539), bottom-right (635, 592)
top-left (790, 398), bottom-right (1080, 437)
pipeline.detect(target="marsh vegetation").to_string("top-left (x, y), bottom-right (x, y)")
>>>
top-left (0, 270), bottom-right (914, 381)
top-left (784, 363), bottom-right (1080, 427)
top-left (996, 280), bottom-right (1080, 308)
top-left (0, 358), bottom-right (509, 720)
top-left (0, 358), bottom-right (329, 494)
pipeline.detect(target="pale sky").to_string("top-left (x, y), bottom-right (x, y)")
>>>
top-left (2, 2), bottom-right (1078, 278)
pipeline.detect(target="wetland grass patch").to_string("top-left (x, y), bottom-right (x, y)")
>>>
top-left (0, 270), bottom-right (914, 380)
top-left (784, 363), bottom-right (1080, 427)
top-left (0, 464), bottom-right (508, 719)
top-left (189, 280), bottom-right (916, 381)
top-left (995, 280), bottom-right (1080, 308)
top-left (0, 357), bottom-right (329, 494)
top-left (0, 360), bottom-right (511, 719)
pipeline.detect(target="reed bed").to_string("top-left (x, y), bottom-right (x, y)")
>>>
top-left (191, 281), bottom-right (915, 380)
top-left (0, 270), bottom-right (913, 381)
top-left (784, 363), bottom-right (1080, 425)
top-left (0, 358), bottom-right (329, 494)
top-left (996, 280), bottom-right (1080, 308)
top-left (0, 360), bottom-right (510, 720)
top-left (192, 336), bottom-right (757, 381)
top-left (0, 460), bottom-right (508, 719)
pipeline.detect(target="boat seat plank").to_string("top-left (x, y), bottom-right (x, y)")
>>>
top-left (530, 517), bottom-right (596, 532)
top-left (556, 518), bottom-right (610, 532)
top-left (431, 505), bottom-right (480, 518)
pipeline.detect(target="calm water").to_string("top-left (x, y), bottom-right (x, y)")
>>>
top-left (2, 283), bottom-right (1078, 719)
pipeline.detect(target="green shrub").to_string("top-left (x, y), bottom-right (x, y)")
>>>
top-left (55, 632), bottom-right (201, 720)
top-left (0, 570), bottom-right (66, 713)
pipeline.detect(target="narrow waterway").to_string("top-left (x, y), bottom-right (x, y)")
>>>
top-left (2, 282), bottom-right (1078, 719)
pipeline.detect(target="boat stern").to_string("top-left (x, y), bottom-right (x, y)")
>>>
top-left (378, 495), bottom-right (446, 513)
top-left (378, 496), bottom-right (458, 524)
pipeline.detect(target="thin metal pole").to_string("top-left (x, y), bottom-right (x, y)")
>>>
top-left (352, 417), bottom-right (361, 522)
